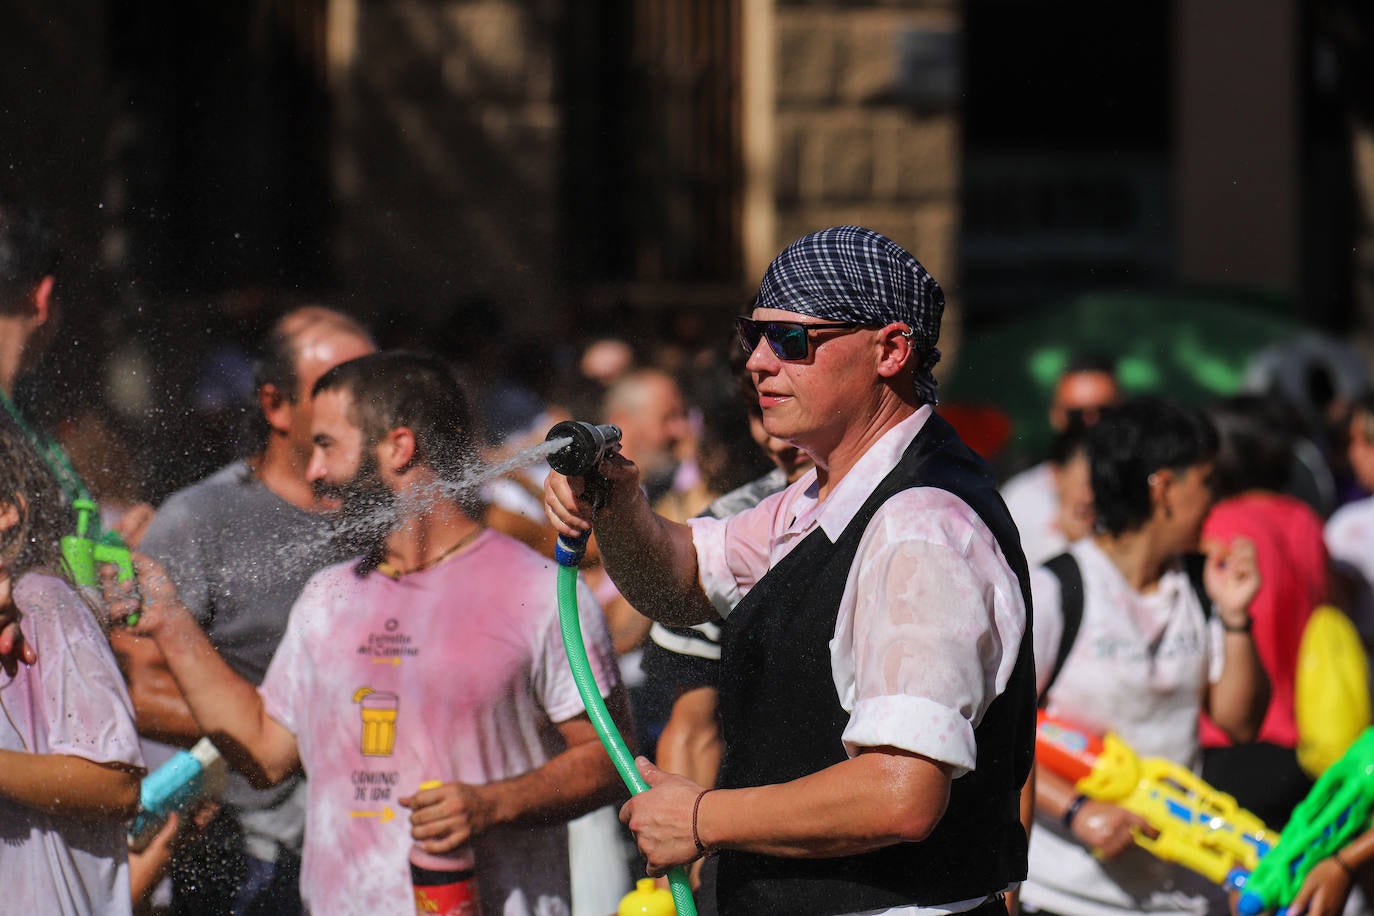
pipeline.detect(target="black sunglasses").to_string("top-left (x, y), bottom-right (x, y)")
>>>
top-left (736, 317), bottom-right (877, 361)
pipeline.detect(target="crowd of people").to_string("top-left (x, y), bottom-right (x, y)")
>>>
top-left (2, 187), bottom-right (1374, 916)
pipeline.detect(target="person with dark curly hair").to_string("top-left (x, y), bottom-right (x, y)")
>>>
top-left (0, 416), bottom-right (145, 914)
top-left (1023, 397), bottom-right (1269, 916)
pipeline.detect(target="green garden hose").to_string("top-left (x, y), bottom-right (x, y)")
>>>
top-left (545, 419), bottom-right (698, 915)
top-left (556, 559), bottom-right (698, 916)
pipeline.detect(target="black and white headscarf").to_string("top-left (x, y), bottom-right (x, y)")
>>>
top-left (756, 225), bottom-right (945, 405)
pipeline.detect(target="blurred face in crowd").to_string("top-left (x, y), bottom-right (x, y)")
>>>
top-left (1151, 461), bottom-right (1216, 553)
top-left (605, 369), bottom-right (689, 479)
top-left (1350, 411), bottom-right (1374, 493)
top-left (1052, 448), bottom-right (1095, 543)
top-left (579, 338), bottom-right (634, 387)
top-left (285, 328), bottom-right (375, 461)
top-left (1050, 370), bottom-right (1119, 432)
top-left (748, 412), bottom-right (810, 482)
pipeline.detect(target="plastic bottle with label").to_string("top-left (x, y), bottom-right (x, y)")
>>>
top-left (410, 780), bottom-right (479, 915)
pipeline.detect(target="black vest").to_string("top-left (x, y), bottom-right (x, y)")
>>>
top-left (716, 413), bottom-right (1036, 916)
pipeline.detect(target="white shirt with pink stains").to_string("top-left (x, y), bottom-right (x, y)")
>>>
top-left (259, 529), bottom-right (618, 916)
top-left (688, 406), bottom-right (1028, 779)
top-left (0, 573), bottom-right (144, 916)
top-left (1023, 539), bottom-right (1226, 916)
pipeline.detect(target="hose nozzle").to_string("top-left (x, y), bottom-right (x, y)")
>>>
top-left (545, 421), bottom-right (622, 477)
top-left (546, 421), bottom-right (622, 567)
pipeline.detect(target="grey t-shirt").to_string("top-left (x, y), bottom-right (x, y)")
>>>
top-left (140, 460), bottom-right (356, 859)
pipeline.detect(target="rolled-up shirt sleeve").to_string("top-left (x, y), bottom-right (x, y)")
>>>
top-left (688, 486), bottom-right (790, 619)
top-left (835, 490), bottom-right (1027, 778)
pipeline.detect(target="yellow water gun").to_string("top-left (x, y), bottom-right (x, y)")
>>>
top-left (1037, 712), bottom-right (1277, 889)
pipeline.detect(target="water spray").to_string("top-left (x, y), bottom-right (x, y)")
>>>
top-left (545, 420), bottom-right (698, 916)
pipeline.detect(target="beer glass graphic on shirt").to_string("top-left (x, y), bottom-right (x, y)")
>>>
top-left (353, 687), bottom-right (399, 757)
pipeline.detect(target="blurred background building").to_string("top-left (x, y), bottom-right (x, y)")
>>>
top-left (3, 0), bottom-right (1373, 484)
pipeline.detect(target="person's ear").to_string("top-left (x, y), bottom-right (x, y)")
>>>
top-left (30, 275), bottom-right (54, 324)
top-left (380, 427), bottom-right (417, 473)
top-left (0, 500), bottom-right (21, 533)
top-left (875, 324), bottom-right (915, 380)
top-left (1147, 468), bottom-right (1175, 518)
top-left (258, 384), bottom-right (292, 435)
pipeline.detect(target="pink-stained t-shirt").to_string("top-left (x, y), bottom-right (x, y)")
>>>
top-left (1199, 492), bottom-right (1328, 749)
top-left (259, 529), bottom-right (618, 916)
top-left (688, 406), bottom-right (1028, 778)
top-left (0, 573), bottom-right (145, 916)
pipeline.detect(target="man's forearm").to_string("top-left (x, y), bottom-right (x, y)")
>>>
top-left (481, 711), bottom-right (627, 829)
top-left (699, 750), bottom-right (950, 859)
top-left (149, 610), bottom-right (288, 784)
top-left (595, 493), bottom-right (716, 627)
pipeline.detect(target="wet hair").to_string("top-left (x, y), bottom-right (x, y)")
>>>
top-left (312, 350), bottom-right (481, 491)
top-left (0, 194), bottom-right (60, 316)
top-left (1206, 394), bottom-right (1297, 498)
top-left (0, 416), bottom-right (68, 579)
top-left (1087, 397), bottom-right (1218, 536)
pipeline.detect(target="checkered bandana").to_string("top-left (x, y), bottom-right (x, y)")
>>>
top-left (756, 225), bottom-right (945, 404)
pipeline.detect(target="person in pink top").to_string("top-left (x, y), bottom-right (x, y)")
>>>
top-left (107, 351), bottom-right (629, 915)
top-left (0, 417), bottom-right (145, 916)
top-left (1197, 396), bottom-right (1329, 828)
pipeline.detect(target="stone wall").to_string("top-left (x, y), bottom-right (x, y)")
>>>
top-left (330, 0), bottom-right (563, 331)
top-left (772, 3), bottom-right (962, 356)
top-left (773, 5), bottom-right (959, 273)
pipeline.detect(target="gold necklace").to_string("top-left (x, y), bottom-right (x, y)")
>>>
top-left (377, 527), bottom-right (483, 579)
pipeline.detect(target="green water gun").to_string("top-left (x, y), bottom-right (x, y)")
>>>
top-left (60, 498), bottom-right (137, 622)
top-left (1236, 726), bottom-right (1374, 914)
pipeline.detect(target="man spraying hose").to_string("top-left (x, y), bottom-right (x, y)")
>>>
top-left (546, 226), bottom-right (1036, 916)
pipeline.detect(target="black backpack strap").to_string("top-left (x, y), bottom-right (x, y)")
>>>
top-left (1040, 552), bottom-right (1085, 707)
top-left (1182, 552), bottom-right (1213, 621)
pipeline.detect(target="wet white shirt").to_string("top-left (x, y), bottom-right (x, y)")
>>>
top-left (688, 406), bottom-right (1027, 779)
top-left (687, 407), bottom-right (1027, 916)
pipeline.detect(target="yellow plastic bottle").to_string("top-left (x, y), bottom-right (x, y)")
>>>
top-left (618, 878), bottom-right (676, 915)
